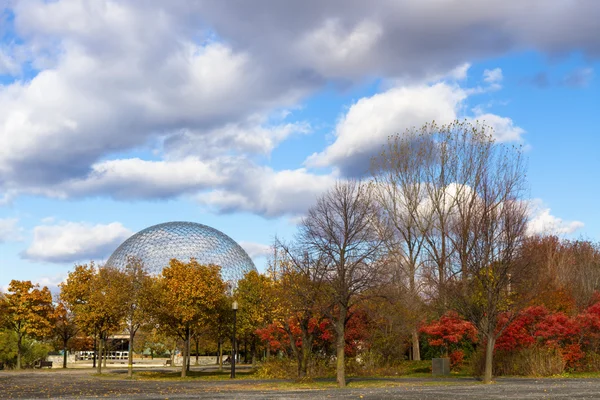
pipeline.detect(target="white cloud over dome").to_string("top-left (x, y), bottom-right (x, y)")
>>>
top-left (22, 221), bottom-right (132, 263)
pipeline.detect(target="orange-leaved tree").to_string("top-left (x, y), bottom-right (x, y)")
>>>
top-left (150, 259), bottom-right (225, 378)
top-left (0, 280), bottom-right (54, 369)
top-left (53, 299), bottom-right (79, 368)
top-left (60, 263), bottom-right (129, 374)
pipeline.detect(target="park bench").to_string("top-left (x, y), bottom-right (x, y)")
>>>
top-left (164, 359), bottom-right (172, 366)
top-left (35, 360), bottom-right (53, 368)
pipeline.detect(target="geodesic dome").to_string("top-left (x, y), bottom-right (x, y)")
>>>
top-left (106, 221), bottom-right (256, 283)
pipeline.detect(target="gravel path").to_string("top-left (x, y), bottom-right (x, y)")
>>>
top-left (2, 368), bottom-right (600, 399)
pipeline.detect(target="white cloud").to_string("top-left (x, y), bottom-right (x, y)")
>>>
top-left (239, 241), bottom-right (272, 259)
top-left (306, 83), bottom-right (467, 175)
top-left (527, 200), bottom-right (584, 236)
top-left (0, 0), bottom-right (595, 215)
top-left (297, 18), bottom-right (383, 79)
top-left (36, 274), bottom-right (67, 296)
top-left (483, 68), bottom-right (503, 91)
top-left (0, 1), bottom-right (314, 192)
top-left (0, 218), bottom-right (21, 242)
top-left (0, 46), bottom-right (19, 76)
top-left (483, 68), bottom-right (503, 84)
top-left (164, 116), bottom-right (311, 159)
top-left (22, 221), bottom-right (132, 263)
top-left (198, 167), bottom-right (337, 217)
top-left (49, 157), bottom-right (227, 200)
top-left (467, 112), bottom-right (526, 143)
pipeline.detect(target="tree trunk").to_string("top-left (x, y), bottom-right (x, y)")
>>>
top-left (97, 335), bottom-right (104, 374)
top-left (411, 329), bottom-right (421, 361)
top-left (218, 339), bottom-right (224, 371)
top-left (216, 339), bottom-right (221, 366)
top-left (483, 334), bottom-right (496, 384)
top-left (181, 326), bottom-right (189, 378)
top-left (127, 330), bottom-right (134, 378)
top-left (251, 337), bottom-right (257, 367)
top-left (244, 339), bottom-right (248, 364)
top-left (335, 306), bottom-right (347, 388)
top-left (16, 335), bottom-right (22, 369)
top-left (301, 337), bottom-right (312, 378)
top-left (195, 339), bottom-right (199, 365)
top-left (63, 338), bottom-right (68, 368)
top-left (187, 333), bottom-right (191, 372)
top-left (92, 335), bottom-right (97, 368)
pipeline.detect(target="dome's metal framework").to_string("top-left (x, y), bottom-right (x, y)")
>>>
top-left (106, 221), bottom-right (256, 283)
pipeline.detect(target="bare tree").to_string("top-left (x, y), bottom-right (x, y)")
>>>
top-left (371, 130), bottom-right (431, 360)
top-left (299, 180), bottom-right (385, 387)
top-left (448, 138), bottom-right (532, 384)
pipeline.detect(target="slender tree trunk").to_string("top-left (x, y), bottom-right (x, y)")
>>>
top-left (335, 306), bottom-right (347, 388)
top-left (103, 344), bottom-right (107, 368)
top-left (195, 339), bottom-right (199, 365)
top-left (181, 326), bottom-right (189, 378)
top-left (93, 335), bottom-right (97, 368)
top-left (16, 335), bottom-right (22, 369)
top-left (187, 334), bottom-right (191, 372)
top-left (127, 330), bottom-right (134, 378)
top-left (97, 335), bottom-right (104, 374)
top-left (244, 340), bottom-right (248, 364)
top-left (218, 339), bottom-right (224, 371)
top-left (411, 329), bottom-right (421, 361)
top-left (216, 339), bottom-right (221, 366)
top-left (251, 337), bottom-right (257, 367)
top-left (63, 338), bottom-right (68, 368)
top-left (483, 333), bottom-right (496, 384)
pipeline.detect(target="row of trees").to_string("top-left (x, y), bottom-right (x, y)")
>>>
top-left (1, 121), bottom-right (598, 386)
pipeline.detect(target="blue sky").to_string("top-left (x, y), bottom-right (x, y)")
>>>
top-left (0, 1), bottom-right (598, 292)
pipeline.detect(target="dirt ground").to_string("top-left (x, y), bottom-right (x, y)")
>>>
top-left (2, 368), bottom-right (600, 399)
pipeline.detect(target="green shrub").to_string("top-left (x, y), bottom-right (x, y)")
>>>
top-left (0, 330), bottom-right (52, 369)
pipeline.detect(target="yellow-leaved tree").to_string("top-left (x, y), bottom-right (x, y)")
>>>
top-left (60, 263), bottom-right (129, 374)
top-left (0, 280), bottom-right (54, 369)
top-left (149, 259), bottom-right (225, 378)
top-left (234, 270), bottom-right (277, 366)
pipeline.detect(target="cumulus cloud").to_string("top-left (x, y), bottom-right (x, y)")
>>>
top-left (49, 158), bottom-right (227, 200)
top-left (0, 0), bottom-right (597, 214)
top-left (527, 201), bottom-right (584, 236)
top-left (22, 221), bottom-right (132, 263)
top-left (197, 0), bottom-right (600, 81)
top-left (198, 166), bottom-right (337, 217)
top-left (306, 83), bottom-right (466, 175)
top-left (0, 1), bottom-right (314, 191)
top-left (239, 241), bottom-right (272, 259)
top-left (306, 80), bottom-right (526, 175)
top-left (467, 112), bottom-right (526, 143)
top-left (163, 116), bottom-right (311, 160)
